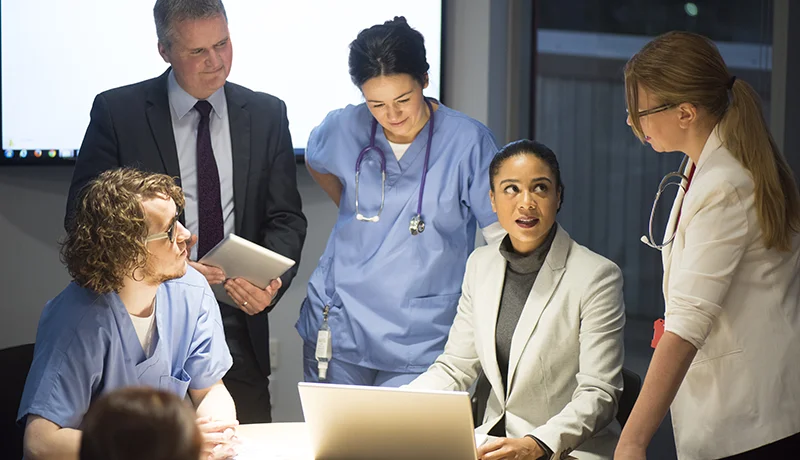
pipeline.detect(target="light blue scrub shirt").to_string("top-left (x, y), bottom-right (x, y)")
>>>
top-left (17, 266), bottom-right (232, 429)
top-left (296, 101), bottom-right (499, 373)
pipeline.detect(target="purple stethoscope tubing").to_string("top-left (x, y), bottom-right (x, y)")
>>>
top-left (354, 97), bottom-right (435, 223)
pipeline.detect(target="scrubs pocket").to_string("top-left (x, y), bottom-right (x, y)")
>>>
top-left (408, 293), bottom-right (462, 332)
top-left (406, 293), bottom-right (462, 364)
top-left (160, 369), bottom-right (192, 397)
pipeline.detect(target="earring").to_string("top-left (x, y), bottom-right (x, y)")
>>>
top-left (132, 267), bottom-right (145, 282)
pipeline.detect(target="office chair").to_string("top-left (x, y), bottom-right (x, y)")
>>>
top-left (0, 343), bottom-right (35, 459)
top-left (617, 367), bottom-right (642, 429)
top-left (471, 367), bottom-right (643, 429)
top-left (471, 371), bottom-right (491, 427)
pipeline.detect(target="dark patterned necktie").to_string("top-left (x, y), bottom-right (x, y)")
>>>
top-left (194, 100), bottom-right (224, 259)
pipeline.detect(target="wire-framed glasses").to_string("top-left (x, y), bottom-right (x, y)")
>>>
top-left (637, 103), bottom-right (677, 117)
top-left (145, 210), bottom-right (180, 243)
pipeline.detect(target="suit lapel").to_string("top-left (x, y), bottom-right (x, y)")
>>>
top-left (477, 248), bottom-right (507, 407)
top-left (225, 83), bottom-right (250, 234)
top-left (145, 69), bottom-right (181, 182)
top-left (506, 225), bottom-right (569, 394)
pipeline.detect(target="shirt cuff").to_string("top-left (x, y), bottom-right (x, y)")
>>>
top-left (664, 310), bottom-right (712, 350)
top-left (525, 434), bottom-right (553, 459)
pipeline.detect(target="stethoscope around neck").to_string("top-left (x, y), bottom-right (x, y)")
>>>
top-left (641, 155), bottom-right (691, 250)
top-left (354, 97), bottom-right (435, 236)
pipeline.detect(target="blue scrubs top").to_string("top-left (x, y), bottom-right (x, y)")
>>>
top-left (17, 266), bottom-right (232, 429)
top-left (296, 101), bottom-right (499, 372)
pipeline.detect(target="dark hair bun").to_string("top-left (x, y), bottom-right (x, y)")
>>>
top-left (386, 16), bottom-right (408, 26)
top-left (348, 16), bottom-right (429, 87)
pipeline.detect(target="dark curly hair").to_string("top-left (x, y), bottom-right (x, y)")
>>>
top-left (60, 168), bottom-right (184, 294)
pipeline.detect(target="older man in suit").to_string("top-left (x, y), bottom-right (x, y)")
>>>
top-left (65, 0), bottom-right (307, 423)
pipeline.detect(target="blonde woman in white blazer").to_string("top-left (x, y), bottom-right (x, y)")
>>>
top-left (615, 32), bottom-right (800, 460)
top-left (408, 140), bottom-right (625, 460)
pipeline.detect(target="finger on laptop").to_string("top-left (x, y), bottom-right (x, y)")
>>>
top-left (477, 437), bottom-right (502, 457)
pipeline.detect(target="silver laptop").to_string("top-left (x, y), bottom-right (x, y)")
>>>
top-left (298, 382), bottom-right (479, 460)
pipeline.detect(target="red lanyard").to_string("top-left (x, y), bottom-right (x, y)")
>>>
top-left (673, 163), bottom-right (696, 228)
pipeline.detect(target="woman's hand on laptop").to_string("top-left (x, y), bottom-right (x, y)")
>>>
top-left (477, 436), bottom-right (545, 460)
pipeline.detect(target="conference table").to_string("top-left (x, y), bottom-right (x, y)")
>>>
top-left (234, 422), bottom-right (578, 459)
top-left (236, 423), bottom-right (313, 459)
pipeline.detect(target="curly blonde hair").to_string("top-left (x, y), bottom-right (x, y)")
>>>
top-left (61, 168), bottom-right (185, 293)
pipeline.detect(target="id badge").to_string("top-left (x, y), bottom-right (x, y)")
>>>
top-left (316, 329), bottom-right (332, 361)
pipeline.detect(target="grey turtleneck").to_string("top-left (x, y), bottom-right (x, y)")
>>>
top-left (495, 224), bottom-right (557, 392)
top-left (488, 224), bottom-right (557, 452)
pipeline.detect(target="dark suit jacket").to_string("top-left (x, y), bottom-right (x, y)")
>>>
top-left (65, 68), bottom-right (307, 377)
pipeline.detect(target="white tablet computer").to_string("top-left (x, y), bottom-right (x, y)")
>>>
top-left (198, 233), bottom-right (295, 307)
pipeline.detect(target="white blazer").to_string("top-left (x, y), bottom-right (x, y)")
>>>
top-left (661, 128), bottom-right (800, 459)
top-left (408, 225), bottom-right (624, 460)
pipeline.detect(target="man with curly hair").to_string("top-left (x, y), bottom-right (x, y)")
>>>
top-left (19, 168), bottom-right (239, 460)
top-left (65, 0), bottom-right (307, 424)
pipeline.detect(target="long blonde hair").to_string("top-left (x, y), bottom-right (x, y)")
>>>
top-left (625, 31), bottom-right (800, 251)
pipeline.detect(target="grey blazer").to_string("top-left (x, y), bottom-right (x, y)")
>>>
top-left (408, 224), bottom-right (624, 460)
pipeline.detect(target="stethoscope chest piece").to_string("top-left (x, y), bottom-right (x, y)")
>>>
top-left (409, 214), bottom-right (425, 235)
top-left (356, 98), bottom-right (436, 237)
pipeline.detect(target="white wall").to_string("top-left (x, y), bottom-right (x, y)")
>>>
top-left (442, 0), bottom-right (532, 144)
top-left (0, 167), bottom-right (73, 349)
top-left (0, 0), bottom-right (516, 422)
top-left (441, 0), bottom-right (492, 123)
top-left (267, 170), bottom-right (337, 422)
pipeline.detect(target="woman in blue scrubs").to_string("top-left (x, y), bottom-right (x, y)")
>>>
top-left (297, 17), bottom-right (504, 386)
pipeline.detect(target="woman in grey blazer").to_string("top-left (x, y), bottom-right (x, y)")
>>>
top-left (407, 140), bottom-right (625, 460)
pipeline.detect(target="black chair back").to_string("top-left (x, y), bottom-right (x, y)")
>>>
top-left (0, 343), bottom-right (35, 460)
top-left (471, 371), bottom-right (492, 427)
top-left (617, 367), bottom-right (642, 428)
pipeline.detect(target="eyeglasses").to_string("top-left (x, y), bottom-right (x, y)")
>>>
top-left (145, 211), bottom-right (180, 244)
top-left (634, 103), bottom-right (677, 117)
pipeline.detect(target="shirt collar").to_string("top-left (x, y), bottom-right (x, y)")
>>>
top-left (167, 69), bottom-right (227, 121)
